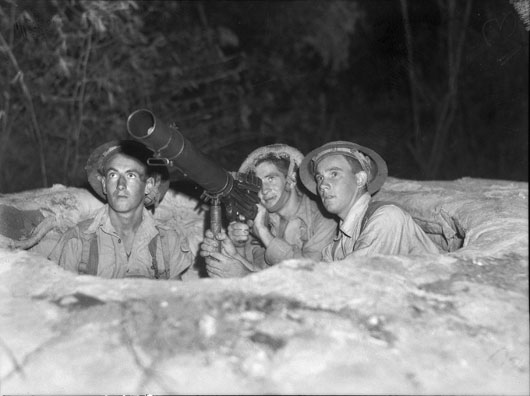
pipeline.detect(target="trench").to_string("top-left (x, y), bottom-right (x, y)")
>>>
top-left (0, 201), bottom-right (466, 258)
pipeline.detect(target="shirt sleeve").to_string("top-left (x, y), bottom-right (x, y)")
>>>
top-left (248, 239), bottom-right (269, 271)
top-left (167, 231), bottom-right (195, 279)
top-left (322, 242), bottom-right (334, 263)
top-left (264, 236), bottom-right (301, 264)
top-left (48, 227), bottom-right (83, 274)
top-left (264, 214), bottom-right (337, 264)
top-left (346, 205), bottom-right (439, 258)
top-left (302, 214), bottom-right (337, 261)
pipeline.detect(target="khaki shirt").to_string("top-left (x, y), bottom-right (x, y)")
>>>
top-left (323, 193), bottom-right (440, 262)
top-left (49, 205), bottom-right (194, 279)
top-left (242, 194), bottom-right (336, 269)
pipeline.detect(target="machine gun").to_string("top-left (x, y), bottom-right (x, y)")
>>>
top-left (126, 109), bottom-right (262, 241)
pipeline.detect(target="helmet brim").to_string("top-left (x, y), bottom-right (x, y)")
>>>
top-left (85, 140), bottom-right (170, 207)
top-left (299, 141), bottom-right (387, 196)
top-left (238, 144), bottom-right (304, 174)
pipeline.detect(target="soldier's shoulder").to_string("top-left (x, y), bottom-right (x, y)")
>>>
top-left (155, 224), bottom-right (191, 251)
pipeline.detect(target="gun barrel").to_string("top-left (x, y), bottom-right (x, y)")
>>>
top-left (127, 109), bottom-right (231, 195)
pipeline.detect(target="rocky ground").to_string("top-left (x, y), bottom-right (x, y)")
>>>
top-left (0, 177), bottom-right (528, 394)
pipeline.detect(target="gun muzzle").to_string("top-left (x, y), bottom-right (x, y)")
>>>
top-left (127, 109), bottom-right (232, 196)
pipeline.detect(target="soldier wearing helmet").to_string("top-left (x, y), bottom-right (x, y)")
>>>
top-left (200, 144), bottom-right (336, 278)
top-left (300, 141), bottom-right (439, 261)
top-left (49, 140), bottom-right (194, 279)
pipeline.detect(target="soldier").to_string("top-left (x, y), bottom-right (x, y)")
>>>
top-left (200, 144), bottom-right (337, 277)
top-left (299, 140), bottom-right (439, 261)
top-left (49, 140), bottom-right (194, 279)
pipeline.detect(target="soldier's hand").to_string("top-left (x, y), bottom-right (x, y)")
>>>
top-left (199, 229), bottom-right (220, 255)
top-left (228, 221), bottom-right (250, 247)
top-left (204, 253), bottom-right (251, 278)
top-left (200, 229), bottom-right (238, 257)
top-left (251, 204), bottom-right (268, 237)
top-left (283, 217), bottom-right (305, 246)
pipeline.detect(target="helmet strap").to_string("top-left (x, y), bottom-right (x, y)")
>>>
top-left (267, 186), bottom-right (291, 213)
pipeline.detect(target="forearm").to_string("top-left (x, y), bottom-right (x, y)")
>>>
top-left (255, 225), bottom-right (274, 247)
top-left (263, 220), bottom-right (335, 264)
top-left (232, 253), bottom-right (259, 273)
top-left (249, 244), bottom-right (269, 270)
top-left (264, 237), bottom-right (302, 265)
top-left (214, 241), bottom-right (267, 273)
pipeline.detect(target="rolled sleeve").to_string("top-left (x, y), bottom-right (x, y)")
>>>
top-left (264, 218), bottom-right (336, 264)
top-left (263, 203), bottom-right (336, 265)
top-left (248, 243), bottom-right (268, 271)
top-left (264, 237), bottom-right (301, 264)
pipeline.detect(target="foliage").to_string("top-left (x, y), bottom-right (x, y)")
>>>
top-left (0, 0), bottom-right (151, 190)
top-left (138, 1), bottom-right (364, 167)
top-left (0, 0), bottom-right (527, 193)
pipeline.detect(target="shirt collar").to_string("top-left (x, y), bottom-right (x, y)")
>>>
top-left (88, 204), bottom-right (158, 239)
top-left (268, 194), bottom-right (308, 230)
top-left (338, 192), bottom-right (371, 239)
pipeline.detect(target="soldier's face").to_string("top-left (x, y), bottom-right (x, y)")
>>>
top-left (254, 161), bottom-right (290, 212)
top-left (101, 153), bottom-right (153, 213)
top-left (314, 154), bottom-right (360, 219)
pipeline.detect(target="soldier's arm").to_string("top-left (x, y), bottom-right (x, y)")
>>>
top-left (263, 215), bottom-right (336, 264)
top-left (301, 215), bottom-right (337, 261)
top-left (345, 206), bottom-right (407, 258)
top-left (167, 232), bottom-right (194, 280)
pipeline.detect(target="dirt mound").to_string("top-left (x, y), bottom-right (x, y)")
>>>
top-left (0, 178), bottom-right (528, 394)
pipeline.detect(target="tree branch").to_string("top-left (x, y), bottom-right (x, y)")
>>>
top-left (0, 31), bottom-right (48, 187)
top-left (400, 0), bottom-right (423, 155)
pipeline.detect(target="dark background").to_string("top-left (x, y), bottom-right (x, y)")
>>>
top-left (0, 0), bottom-right (527, 194)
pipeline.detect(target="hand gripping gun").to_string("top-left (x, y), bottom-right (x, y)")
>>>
top-left (126, 109), bottom-right (262, 245)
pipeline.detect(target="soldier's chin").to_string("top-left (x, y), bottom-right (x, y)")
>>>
top-left (323, 201), bottom-right (337, 213)
top-left (263, 204), bottom-right (274, 212)
top-left (262, 199), bottom-right (276, 210)
top-left (110, 200), bottom-right (134, 212)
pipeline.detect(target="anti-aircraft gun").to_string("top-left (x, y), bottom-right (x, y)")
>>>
top-left (126, 109), bottom-right (261, 242)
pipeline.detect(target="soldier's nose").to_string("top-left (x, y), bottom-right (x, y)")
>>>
top-left (117, 176), bottom-right (127, 189)
top-left (319, 180), bottom-right (329, 188)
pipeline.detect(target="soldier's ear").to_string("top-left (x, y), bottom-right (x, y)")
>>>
top-left (355, 171), bottom-right (368, 187)
top-left (99, 175), bottom-right (107, 196)
top-left (144, 176), bottom-right (155, 195)
top-left (286, 173), bottom-right (297, 189)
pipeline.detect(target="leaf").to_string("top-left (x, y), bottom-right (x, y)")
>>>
top-left (218, 26), bottom-right (239, 48)
top-left (87, 10), bottom-right (106, 33)
top-left (57, 57), bottom-right (71, 78)
top-left (10, 71), bottom-right (22, 85)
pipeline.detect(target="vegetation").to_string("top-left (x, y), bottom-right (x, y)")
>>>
top-left (0, 0), bottom-right (527, 193)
